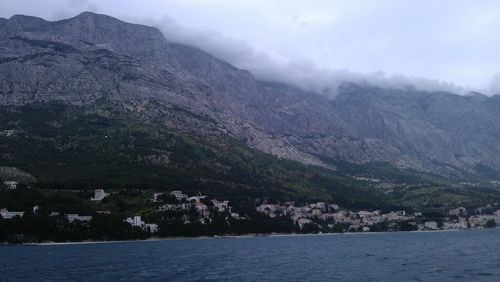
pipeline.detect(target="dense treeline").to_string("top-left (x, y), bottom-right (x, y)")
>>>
top-left (0, 188), bottom-right (301, 243)
top-left (0, 211), bottom-right (423, 244)
top-left (0, 215), bottom-right (148, 243)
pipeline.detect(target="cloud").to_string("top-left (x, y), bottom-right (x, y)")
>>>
top-left (50, 0), bottom-right (99, 19)
top-left (489, 74), bottom-right (500, 95)
top-left (135, 14), bottom-right (467, 97)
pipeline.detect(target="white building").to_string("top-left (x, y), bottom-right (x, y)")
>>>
top-left (170, 190), bottom-right (187, 201)
top-left (424, 221), bottom-right (439, 230)
top-left (297, 218), bottom-right (312, 229)
top-left (315, 202), bottom-right (326, 211)
top-left (3, 181), bottom-right (18, 190)
top-left (125, 216), bottom-right (159, 232)
top-left (188, 193), bottom-right (207, 203)
top-left (311, 208), bottom-right (322, 216)
top-left (143, 223), bottom-right (159, 233)
top-left (256, 204), bottom-right (278, 214)
top-left (329, 204), bottom-right (340, 211)
top-left (195, 203), bottom-right (209, 218)
top-left (125, 216), bottom-right (145, 227)
top-left (0, 208), bottom-right (24, 219)
top-left (358, 210), bottom-right (374, 218)
top-left (212, 200), bottom-right (229, 212)
top-left (91, 189), bottom-right (108, 201)
top-left (159, 204), bottom-right (177, 212)
top-left (231, 212), bottom-right (243, 220)
top-left (152, 193), bottom-right (164, 202)
top-left (66, 214), bottom-right (92, 222)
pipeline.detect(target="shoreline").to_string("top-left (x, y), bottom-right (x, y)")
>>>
top-left (5, 228), bottom-right (489, 246)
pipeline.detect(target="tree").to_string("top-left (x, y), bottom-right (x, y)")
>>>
top-left (159, 194), bottom-right (178, 204)
top-left (486, 219), bottom-right (496, 228)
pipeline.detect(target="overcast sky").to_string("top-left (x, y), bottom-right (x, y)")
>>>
top-left (1, 0), bottom-right (500, 95)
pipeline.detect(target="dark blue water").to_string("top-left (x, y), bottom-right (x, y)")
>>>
top-left (1, 229), bottom-right (499, 281)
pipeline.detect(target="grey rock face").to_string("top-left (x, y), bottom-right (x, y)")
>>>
top-left (332, 84), bottom-right (500, 176)
top-left (0, 12), bottom-right (498, 178)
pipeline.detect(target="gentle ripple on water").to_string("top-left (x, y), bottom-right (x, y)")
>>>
top-left (1, 229), bottom-right (500, 281)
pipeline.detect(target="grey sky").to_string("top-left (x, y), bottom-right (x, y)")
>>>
top-left (1, 0), bottom-right (500, 95)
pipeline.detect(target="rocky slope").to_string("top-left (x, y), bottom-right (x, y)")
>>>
top-left (332, 84), bottom-right (500, 177)
top-left (0, 12), bottom-right (498, 180)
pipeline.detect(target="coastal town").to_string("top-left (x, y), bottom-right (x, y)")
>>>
top-left (1, 179), bottom-right (500, 240)
top-left (0, 181), bottom-right (246, 238)
top-left (255, 201), bottom-right (500, 232)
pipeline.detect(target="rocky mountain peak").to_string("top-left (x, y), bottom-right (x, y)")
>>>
top-left (1, 14), bottom-right (51, 34)
top-left (1, 12), bottom-right (176, 66)
top-left (61, 12), bottom-right (168, 51)
top-left (0, 13), bottom-right (498, 179)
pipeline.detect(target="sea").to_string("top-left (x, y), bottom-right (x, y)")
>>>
top-left (1, 229), bottom-right (499, 281)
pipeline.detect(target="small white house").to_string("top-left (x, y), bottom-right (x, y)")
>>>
top-left (230, 212), bottom-right (245, 220)
top-left (125, 215), bottom-right (145, 227)
top-left (297, 218), bottom-right (312, 229)
top-left (212, 200), bottom-right (230, 212)
top-left (3, 181), bottom-right (18, 190)
top-left (143, 223), bottom-right (159, 233)
top-left (152, 192), bottom-right (164, 202)
top-left (329, 204), bottom-right (340, 211)
top-left (0, 208), bottom-right (24, 219)
top-left (159, 204), bottom-right (177, 212)
top-left (66, 214), bottom-right (92, 222)
top-left (188, 193), bottom-right (206, 203)
top-left (170, 190), bottom-right (187, 201)
top-left (315, 202), bottom-right (326, 211)
top-left (91, 189), bottom-right (108, 201)
top-left (424, 221), bottom-right (439, 230)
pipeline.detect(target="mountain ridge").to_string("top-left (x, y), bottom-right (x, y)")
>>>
top-left (0, 12), bottom-right (499, 180)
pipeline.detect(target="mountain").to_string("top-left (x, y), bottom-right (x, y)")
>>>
top-left (0, 12), bottom-right (408, 169)
top-left (0, 11), bottom-right (499, 196)
top-left (332, 84), bottom-right (500, 178)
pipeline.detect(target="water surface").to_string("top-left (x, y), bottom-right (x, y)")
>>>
top-left (1, 229), bottom-right (499, 281)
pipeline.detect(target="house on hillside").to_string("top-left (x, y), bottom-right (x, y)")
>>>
top-left (170, 190), bottom-right (187, 201)
top-left (143, 223), bottom-right (159, 233)
top-left (2, 181), bottom-right (18, 190)
top-left (124, 216), bottom-right (159, 232)
top-left (66, 214), bottom-right (92, 222)
top-left (0, 208), bottom-right (24, 219)
top-left (152, 193), bottom-right (164, 202)
top-left (91, 189), bottom-right (108, 201)
top-left (188, 192), bottom-right (206, 203)
top-left (125, 216), bottom-right (145, 227)
top-left (424, 221), bottom-right (439, 230)
top-left (212, 200), bottom-right (230, 212)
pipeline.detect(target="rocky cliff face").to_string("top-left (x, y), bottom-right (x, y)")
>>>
top-left (332, 84), bottom-right (500, 177)
top-left (0, 12), bottom-right (498, 179)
